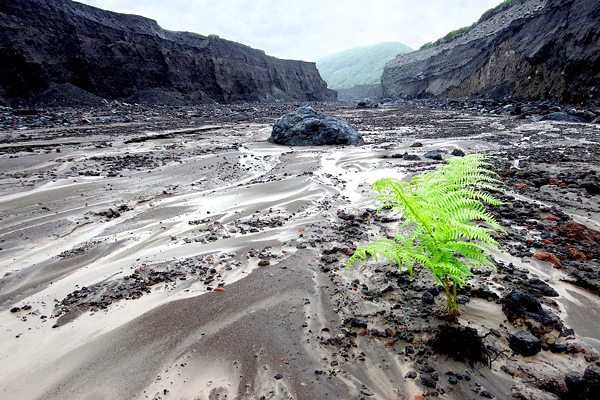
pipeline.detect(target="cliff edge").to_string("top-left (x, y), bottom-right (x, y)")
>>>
top-left (0, 0), bottom-right (336, 106)
top-left (382, 0), bottom-right (600, 104)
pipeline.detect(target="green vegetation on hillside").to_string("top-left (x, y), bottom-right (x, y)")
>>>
top-left (420, 24), bottom-right (476, 50)
top-left (316, 42), bottom-right (413, 89)
top-left (420, 0), bottom-right (527, 50)
top-left (479, 0), bottom-right (527, 23)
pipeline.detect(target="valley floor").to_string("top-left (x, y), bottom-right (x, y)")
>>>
top-left (1, 102), bottom-right (599, 399)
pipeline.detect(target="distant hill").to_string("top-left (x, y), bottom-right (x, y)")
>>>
top-left (316, 42), bottom-right (413, 90)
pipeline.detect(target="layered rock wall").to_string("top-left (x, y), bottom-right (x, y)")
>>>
top-left (382, 0), bottom-right (600, 104)
top-left (0, 0), bottom-right (336, 106)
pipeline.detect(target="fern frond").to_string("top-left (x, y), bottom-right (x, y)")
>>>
top-left (347, 154), bottom-right (505, 315)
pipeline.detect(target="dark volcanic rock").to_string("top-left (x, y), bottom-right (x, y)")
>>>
top-left (509, 329), bottom-right (541, 356)
top-left (527, 278), bottom-right (559, 297)
top-left (0, 0), bottom-right (336, 106)
top-left (579, 181), bottom-right (600, 195)
top-left (566, 364), bottom-right (600, 400)
top-left (356, 98), bottom-right (379, 109)
top-left (502, 291), bottom-right (559, 336)
top-left (382, 0), bottom-right (600, 105)
top-left (423, 150), bottom-right (443, 160)
top-left (268, 107), bottom-right (365, 146)
top-left (535, 112), bottom-right (587, 123)
top-left (403, 153), bottom-right (421, 161)
top-left (430, 325), bottom-right (490, 366)
top-left (421, 376), bottom-right (437, 388)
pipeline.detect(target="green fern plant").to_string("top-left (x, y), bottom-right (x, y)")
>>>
top-left (346, 154), bottom-right (505, 316)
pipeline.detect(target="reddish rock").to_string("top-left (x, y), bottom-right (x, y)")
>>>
top-left (568, 247), bottom-right (587, 261)
top-left (558, 222), bottom-right (600, 247)
top-left (533, 252), bottom-right (562, 266)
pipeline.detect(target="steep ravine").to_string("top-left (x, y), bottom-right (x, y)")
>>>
top-left (0, 0), bottom-right (336, 106)
top-left (382, 0), bottom-right (600, 104)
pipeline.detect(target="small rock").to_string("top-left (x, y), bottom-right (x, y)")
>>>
top-left (421, 376), bottom-right (437, 388)
top-left (579, 181), bottom-right (600, 195)
top-left (509, 330), bottom-right (541, 356)
top-left (346, 317), bottom-right (368, 329)
top-left (502, 291), bottom-right (558, 336)
top-left (403, 153), bottom-right (421, 161)
top-left (360, 385), bottom-right (375, 396)
top-left (423, 150), bottom-right (443, 160)
top-left (357, 98), bottom-right (378, 109)
top-left (532, 251), bottom-right (562, 266)
top-left (422, 291), bottom-right (435, 305)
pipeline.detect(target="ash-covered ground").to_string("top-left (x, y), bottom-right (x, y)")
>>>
top-left (1, 101), bottom-right (599, 400)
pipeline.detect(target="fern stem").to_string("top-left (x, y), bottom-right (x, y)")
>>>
top-left (442, 275), bottom-right (458, 316)
top-left (452, 280), bottom-right (458, 316)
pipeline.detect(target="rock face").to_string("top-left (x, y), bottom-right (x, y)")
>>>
top-left (382, 0), bottom-right (600, 105)
top-left (0, 0), bottom-right (336, 106)
top-left (268, 107), bottom-right (364, 146)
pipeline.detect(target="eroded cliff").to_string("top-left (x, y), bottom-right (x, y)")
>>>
top-left (0, 0), bottom-right (336, 106)
top-left (382, 0), bottom-right (600, 105)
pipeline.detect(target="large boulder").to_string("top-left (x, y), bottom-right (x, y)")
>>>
top-left (268, 107), bottom-right (365, 146)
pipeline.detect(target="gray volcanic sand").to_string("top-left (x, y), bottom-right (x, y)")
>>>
top-left (1, 104), bottom-right (600, 399)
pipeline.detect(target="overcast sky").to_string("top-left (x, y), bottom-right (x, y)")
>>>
top-left (76, 0), bottom-right (502, 61)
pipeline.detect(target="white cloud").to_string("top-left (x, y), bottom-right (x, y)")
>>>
top-left (76, 0), bottom-right (502, 61)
